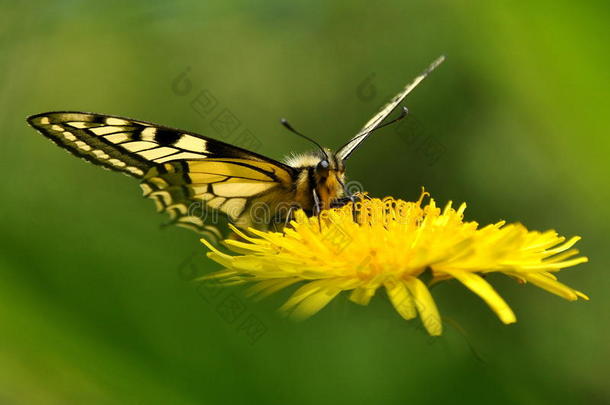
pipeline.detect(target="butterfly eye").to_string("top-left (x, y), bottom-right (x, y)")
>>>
top-left (317, 160), bottom-right (330, 170)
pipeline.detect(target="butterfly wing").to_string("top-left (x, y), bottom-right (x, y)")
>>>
top-left (141, 157), bottom-right (296, 238)
top-left (28, 111), bottom-right (298, 242)
top-left (336, 55), bottom-right (445, 161)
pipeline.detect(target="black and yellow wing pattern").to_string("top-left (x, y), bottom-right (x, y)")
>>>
top-left (27, 111), bottom-right (297, 243)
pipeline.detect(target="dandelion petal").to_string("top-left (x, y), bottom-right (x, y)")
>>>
top-left (447, 270), bottom-right (517, 324)
top-left (385, 279), bottom-right (416, 320)
top-left (404, 277), bottom-right (442, 336)
top-left (290, 287), bottom-right (342, 321)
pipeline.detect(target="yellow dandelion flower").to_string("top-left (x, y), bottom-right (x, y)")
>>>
top-left (200, 192), bottom-right (589, 336)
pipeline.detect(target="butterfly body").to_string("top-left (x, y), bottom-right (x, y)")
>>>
top-left (27, 56), bottom-right (444, 243)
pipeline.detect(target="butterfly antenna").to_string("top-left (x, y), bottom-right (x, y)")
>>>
top-left (341, 106), bottom-right (410, 147)
top-left (371, 105), bottom-right (409, 131)
top-left (280, 118), bottom-right (327, 158)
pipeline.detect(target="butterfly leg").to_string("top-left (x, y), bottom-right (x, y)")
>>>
top-left (282, 204), bottom-right (299, 229)
top-left (312, 189), bottom-right (321, 215)
top-left (311, 189), bottom-right (325, 232)
top-left (332, 178), bottom-right (361, 208)
top-left (270, 203), bottom-right (301, 232)
top-left (331, 193), bottom-right (363, 208)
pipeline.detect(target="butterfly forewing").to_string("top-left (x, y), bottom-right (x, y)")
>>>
top-left (336, 55), bottom-right (445, 161)
top-left (28, 111), bottom-right (297, 243)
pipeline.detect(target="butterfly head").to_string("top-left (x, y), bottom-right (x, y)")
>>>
top-left (284, 148), bottom-right (346, 210)
top-left (315, 148), bottom-right (345, 178)
top-left (313, 148), bottom-right (346, 209)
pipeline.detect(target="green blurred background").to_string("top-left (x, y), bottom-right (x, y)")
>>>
top-left (1, 1), bottom-right (608, 404)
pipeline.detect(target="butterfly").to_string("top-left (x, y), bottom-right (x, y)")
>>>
top-left (27, 56), bottom-right (444, 244)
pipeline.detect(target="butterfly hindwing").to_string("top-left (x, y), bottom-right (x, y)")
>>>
top-left (141, 158), bottom-right (296, 239)
top-left (28, 111), bottom-right (298, 243)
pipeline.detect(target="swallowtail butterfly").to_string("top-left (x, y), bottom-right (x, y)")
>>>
top-left (28, 56), bottom-right (444, 243)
